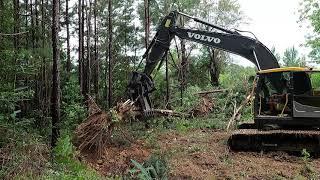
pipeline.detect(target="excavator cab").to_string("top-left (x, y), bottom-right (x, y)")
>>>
top-left (253, 67), bottom-right (320, 130)
top-left (229, 68), bottom-right (320, 153)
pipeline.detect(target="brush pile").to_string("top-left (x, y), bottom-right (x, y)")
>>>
top-left (74, 96), bottom-right (139, 155)
top-left (190, 95), bottom-right (214, 117)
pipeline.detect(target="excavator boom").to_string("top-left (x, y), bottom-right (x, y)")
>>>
top-left (128, 11), bottom-right (279, 112)
top-left (143, 11), bottom-right (279, 77)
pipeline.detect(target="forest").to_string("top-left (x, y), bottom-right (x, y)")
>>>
top-left (1, 0), bottom-right (320, 179)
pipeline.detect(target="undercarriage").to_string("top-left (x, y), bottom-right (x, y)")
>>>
top-left (228, 128), bottom-right (320, 153)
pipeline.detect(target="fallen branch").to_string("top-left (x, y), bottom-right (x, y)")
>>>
top-left (145, 109), bottom-right (189, 117)
top-left (195, 89), bottom-right (228, 95)
top-left (226, 77), bottom-right (257, 131)
top-left (226, 94), bottom-right (252, 131)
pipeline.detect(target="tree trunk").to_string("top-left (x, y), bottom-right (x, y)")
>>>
top-left (165, 52), bottom-right (170, 108)
top-left (93, 0), bottom-right (99, 96)
top-left (143, 0), bottom-right (150, 48)
top-left (34, 0), bottom-right (40, 110)
top-left (85, 1), bottom-right (92, 98)
top-left (66, 0), bottom-right (71, 75)
top-left (107, 0), bottom-right (113, 108)
top-left (179, 15), bottom-right (187, 106)
top-left (30, 0), bottom-right (35, 50)
top-left (13, 0), bottom-right (20, 50)
top-left (81, 0), bottom-right (85, 95)
top-left (78, 0), bottom-right (83, 94)
top-left (25, 0), bottom-right (28, 48)
top-left (51, 0), bottom-right (61, 148)
top-left (41, 0), bottom-right (49, 116)
top-left (180, 39), bottom-right (187, 106)
top-left (208, 48), bottom-right (220, 87)
top-left (34, 0), bottom-right (38, 48)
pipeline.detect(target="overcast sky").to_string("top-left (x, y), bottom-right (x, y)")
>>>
top-left (234, 0), bottom-right (309, 66)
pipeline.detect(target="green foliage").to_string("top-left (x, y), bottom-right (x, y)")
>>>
top-left (220, 64), bottom-right (255, 92)
top-left (0, 89), bottom-right (34, 117)
top-left (299, 0), bottom-right (320, 63)
top-left (53, 134), bottom-right (75, 164)
top-left (0, 130), bottom-right (49, 179)
top-left (175, 118), bottom-right (192, 133)
top-left (301, 149), bottom-right (311, 162)
top-left (0, 48), bottom-right (38, 125)
top-left (271, 46), bottom-right (282, 62)
top-left (144, 131), bottom-right (160, 149)
top-left (0, 0), bottom-right (283, 178)
top-left (173, 85), bottom-right (202, 112)
top-left (175, 115), bottom-right (228, 131)
top-left (61, 77), bottom-right (86, 132)
top-left (219, 64), bottom-right (255, 118)
top-left (43, 134), bottom-right (103, 180)
top-left (149, 63), bottom-right (256, 132)
top-left (282, 46), bottom-right (306, 67)
top-left (311, 72), bottom-right (320, 89)
top-left (130, 155), bottom-right (168, 180)
top-left (298, 149), bottom-right (318, 179)
top-left (188, 56), bottom-right (212, 88)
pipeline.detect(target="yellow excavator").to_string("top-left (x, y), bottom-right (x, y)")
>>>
top-left (126, 11), bottom-right (320, 153)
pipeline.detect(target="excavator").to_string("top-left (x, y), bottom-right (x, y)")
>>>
top-left (127, 11), bottom-right (320, 153)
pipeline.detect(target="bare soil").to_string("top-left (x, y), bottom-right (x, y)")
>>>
top-left (82, 129), bottom-right (320, 179)
top-left (82, 140), bottom-right (151, 176)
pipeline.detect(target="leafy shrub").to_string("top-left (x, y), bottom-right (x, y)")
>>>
top-left (311, 72), bottom-right (320, 89)
top-left (61, 79), bottom-right (86, 132)
top-left (301, 149), bottom-right (311, 162)
top-left (130, 154), bottom-right (169, 180)
top-left (43, 134), bottom-right (102, 180)
top-left (172, 85), bottom-right (202, 112)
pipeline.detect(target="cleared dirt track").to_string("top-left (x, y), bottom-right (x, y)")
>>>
top-left (82, 129), bottom-right (320, 179)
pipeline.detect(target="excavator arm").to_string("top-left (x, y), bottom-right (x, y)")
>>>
top-left (127, 11), bottom-right (279, 113)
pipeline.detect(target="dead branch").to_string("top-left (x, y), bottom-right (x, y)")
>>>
top-left (147, 109), bottom-right (189, 117)
top-left (195, 89), bottom-right (228, 95)
top-left (226, 77), bottom-right (258, 131)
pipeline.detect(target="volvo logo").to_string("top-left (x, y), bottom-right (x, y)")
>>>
top-left (187, 32), bottom-right (221, 44)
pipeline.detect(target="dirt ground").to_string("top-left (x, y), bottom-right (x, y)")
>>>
top-left (81, 129), bottom-right (320, 179)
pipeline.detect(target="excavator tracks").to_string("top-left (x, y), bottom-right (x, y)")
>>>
top-left (228, 129), bottom-right (320, 153)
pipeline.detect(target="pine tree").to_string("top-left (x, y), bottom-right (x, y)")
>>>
top-left (51, 0), bottom-right (61, 147)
